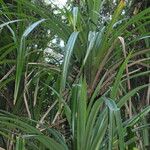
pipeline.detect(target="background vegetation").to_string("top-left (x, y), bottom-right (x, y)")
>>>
top-left (0, 0), bottom-right (150, 149)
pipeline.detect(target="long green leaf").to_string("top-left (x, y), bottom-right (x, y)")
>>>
top-left (60, 32), bottom-right (79, 91)
top-left (14, 19), bottom-right (46, 104)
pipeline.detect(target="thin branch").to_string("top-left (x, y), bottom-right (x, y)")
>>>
top-left (128, 57), bottom-right (150, 67)
top-left (36, 100), bottom-right (58, 128)
top-left (33, 77), bottom-right (39, 106)
top-left (147, 77), bottom-right (150, 105)
top-left (118, 36), bottom-right (132, 117)
top-left (90, 38), bottom-right (119, 97)
top-left (28, 62), bottom-right (60, 72)
top-left (24, 72), bottom-right (31, 119)
top-left (0, 66), bottom-right (15, 83)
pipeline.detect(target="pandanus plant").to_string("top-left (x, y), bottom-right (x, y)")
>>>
top-left (0, 0), bottom-right (149, 149)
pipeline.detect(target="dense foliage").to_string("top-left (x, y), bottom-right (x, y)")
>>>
top-left (0, 0), bottom-right (150, 149)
